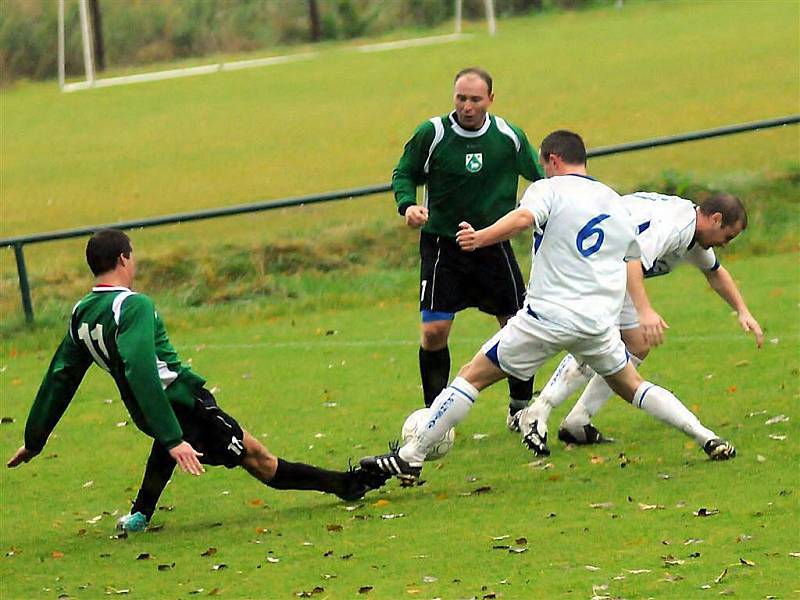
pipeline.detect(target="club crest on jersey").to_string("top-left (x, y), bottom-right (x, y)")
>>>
top-left (465, 153), bottom-right (483, 173)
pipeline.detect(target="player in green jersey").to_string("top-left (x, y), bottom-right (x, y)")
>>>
top-left (7, 230), bottom-right (387, 532)
top-left (392, 67), bottom-right (544, 429)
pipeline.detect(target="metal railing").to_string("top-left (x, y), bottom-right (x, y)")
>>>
top-left (2, 114), bottom-right (798, 322)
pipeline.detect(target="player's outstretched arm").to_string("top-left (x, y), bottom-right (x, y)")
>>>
top-left (6, 446), bottom-right (39, 468)
top-left (168, 441), bottom-right (205, 476)
top-left (704, 266), bottom-right (764, 348)
top-left (626, 260), bottom-right (669, 347)
top-left (456, 208), bottom-right (535, 251)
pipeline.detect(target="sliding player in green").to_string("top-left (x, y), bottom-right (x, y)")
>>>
top-left (7, 229), bottom-right (387, 533)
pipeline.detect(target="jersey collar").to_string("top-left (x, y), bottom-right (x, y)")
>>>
top-left (448, 111), bottom-right (492, 138)
top-left (92, 285), bottom-right (131, 292)
top-left (564, 173), bottom-right (597, 181)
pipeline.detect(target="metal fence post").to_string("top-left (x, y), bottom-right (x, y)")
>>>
top-left (13, 244), bottom-right (34, 322)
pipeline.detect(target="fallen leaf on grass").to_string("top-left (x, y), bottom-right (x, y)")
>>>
top-left (585, 565), bottom-right (601, 571)
top-left (249, 499), bottom-right (263, 507)
top-left (51, 551), bottom-right (64, 559)
top-left (492, 545), bottom-right (511, 550)
top-left (422, 576), bottom-right (437, 583)
top-left (157, 563), bottom-right (174, 571)
top-left (590, 502), bottom-right (614, 509)
top-left (739, 557), bottom-right (756, 566)
top-left (158, 505), bottom-right (174, 512)
top-left (527, 460), bottom-right (553, 470)
top-left (492, 535), bottom-right (510, 541)
top-left (714, 568), bottom-right (728, 583)
top-left (116, 421), bottom-right (128, 427)
top-left (200, 547), bottom-right (217, 557)
top-left (734, 360), bottom-right (749, 367)
top-left (82, 480), bottom-right (94, 488)
top-left (326, 524), bottom-right (343, 532)
top-left (381, 513), bottom-right (405, 520)
top-left (86, 515), bottom-right (102, 524)
top-left (662, 555), bottom-right (685, 566)
top-left (624, 569), bottom-right (652, 574)
top-left (768, 434), bottom-right (786, 441)
top-left (639, 502), bottom-right (665, 511)
top-left (266, 556), bottom-right (280, 563)
top-left (718, 589), bottom-right (734, 596)
top-left (0, 417), bottom-right (15, 424)
top-left (472, 433), bottom-right (489, 440)
top-left (373, 499), bottom-right (390, 508)
top-left (136, 553), bottom-right (150, 560)
top-left (508, 546), bottom-right (527, 554)
top-left (660, 572), bottom-right (683, 582)
top-left (211, 563), bottom-right (227, 571)
top-left (340, 553), bottom-right (353, 560)
top-left (789, 552), bottom-right (800, 558)
top-left (590, 456), bottom-right (605, 465)
top-left (515, 537), bottom-right (527, 545)
top-left (765, 414), bottom-right (789, 425)
top-left (694, 508), bottom-right (720, 517)
top-left (358, 585), bottom-right (373, 594)
top-left (756, 455), bottom-right (767, 463)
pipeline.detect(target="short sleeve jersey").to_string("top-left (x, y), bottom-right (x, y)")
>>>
top-left (392, 112), bottom-right (543, 237)
top-left (621, 192), bottom-right (719, 277)
top-left (520, 175), bottom-right (639, 334)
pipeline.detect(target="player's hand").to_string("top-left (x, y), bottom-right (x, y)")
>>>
top-left (738, 311), bottom-right (764, 348)
top-left (404, 205), bottom-right (428, 228)
top-left (7, 446), bottom-right (39, 468)
top-left (169, 441), bottom-right (205, 476)
top-left (456, 221), bottom-right (480, 251)
top-left (639, 307), bottom-right (669, 347)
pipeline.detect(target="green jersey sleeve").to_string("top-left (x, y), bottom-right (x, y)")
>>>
top-left (512, 124), bottom-right (544, 183)
top-left (392, 120), bottom-right (436, 214)
top-left (24, 333), bottom-right (92, 453)
top-left (116, 294), bottom-right (184, 449)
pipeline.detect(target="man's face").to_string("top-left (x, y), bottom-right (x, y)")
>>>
top-left (453, 74), bottom-right (493, 130)
top-left (696, 214), bottom-right (743, 249)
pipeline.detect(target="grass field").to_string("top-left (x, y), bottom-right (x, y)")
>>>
top-left (1, 252), bottom-right (798, 599)
top-left (1, 0), bottom-right (799, 598)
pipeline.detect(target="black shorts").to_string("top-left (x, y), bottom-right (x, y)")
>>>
top-left (172, 388), bottom-right (246, 469)
top-left (419, 231), bottom-right (525, 318)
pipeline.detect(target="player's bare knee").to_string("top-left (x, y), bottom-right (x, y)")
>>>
top-left (420, 322), bottom-right (451, 350)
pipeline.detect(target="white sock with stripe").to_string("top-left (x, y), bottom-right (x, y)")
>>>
top-left (400, 376), bottom-right (478, 463)
top-left (562, 355), bottom-right (643, 430)
top-left (535, 354), bottom-right (594, 422)
top-left (632, 381), bottom-right (716, 446)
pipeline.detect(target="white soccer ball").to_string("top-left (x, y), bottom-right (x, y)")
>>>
top-left (401, 408), bottom-right (455, 461)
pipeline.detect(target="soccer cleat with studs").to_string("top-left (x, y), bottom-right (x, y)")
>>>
top-left (359, 442), bottom-right (422, 481)
top-left (703, 438), bottom-right (736, 461)
top-left (521, 419), bottom-right (550, 456)
top-left (116, 511), bottom-right (148, 533)
top-left (557, 423), bottom-right (613, 446)
top-left (336, 461), bottom-right (391, 501)
top-left (506, 409), bottom-right (523, 433)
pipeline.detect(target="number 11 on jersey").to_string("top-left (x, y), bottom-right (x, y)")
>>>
top-left (77, 323), bottom-right (111, 370)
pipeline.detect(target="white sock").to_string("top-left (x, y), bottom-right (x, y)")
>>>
top-left (535, 354), bottom-right (594, 422)
top-left (632, 381), bottom-right (716, 445)
top-left (562, 355), bottom-right (643, 430)
top-left (400, 376), bottom-right (478, 463)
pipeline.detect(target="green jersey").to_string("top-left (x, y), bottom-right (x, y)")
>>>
top-left (24, 286), bottom-right (205, 453)
top-left (392, 112), bottom-right (543, 237)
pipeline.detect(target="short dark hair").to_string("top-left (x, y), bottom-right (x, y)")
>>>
top-left (540, 130), bottom-right (586, 165)
top-left (86, 229), bottom-right (132, 276)
top-left (454, 67), bottom-right (493, 93)
top-left (699, 193), bottom-right (747, 229)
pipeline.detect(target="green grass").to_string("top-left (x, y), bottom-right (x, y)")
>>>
top-left (1, 252), bottom-right (798, 599)
top-left (1, 1), bottom-right (798, 281)
top-left (1, 1), bottom-right (799, 598)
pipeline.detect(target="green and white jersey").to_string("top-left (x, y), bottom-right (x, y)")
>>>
top-left (392, 112), bottom-right (543, 237)
top-left (24, 286), bottom-right (205, 453)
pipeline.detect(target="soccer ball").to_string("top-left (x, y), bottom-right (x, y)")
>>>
top-left (401, 408), bottom-right (455, 461)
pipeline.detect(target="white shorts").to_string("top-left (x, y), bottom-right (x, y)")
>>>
top-left (617, 293), bottom-right (639, 330)
top-left (481, 308), bottom-right (629, 380)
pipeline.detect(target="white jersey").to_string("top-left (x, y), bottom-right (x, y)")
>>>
top-left (622, 192), bottom-right (718, 277)
top-left (519, 174), bottom-right (639, 335)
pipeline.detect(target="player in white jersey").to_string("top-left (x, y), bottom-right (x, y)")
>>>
top-left (520, 191), bottom-right (762, 455)
top-left (360, 131), bottom-right (736, 482)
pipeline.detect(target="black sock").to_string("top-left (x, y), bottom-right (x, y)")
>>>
top-left (267, 458), bottom-right (345, 494)
top-left (131, 441), bottom-right (176, 521)
top-left (508, 375), bottom-right (534, 414)
top-left (419, 346), bottom-right (450, 407)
